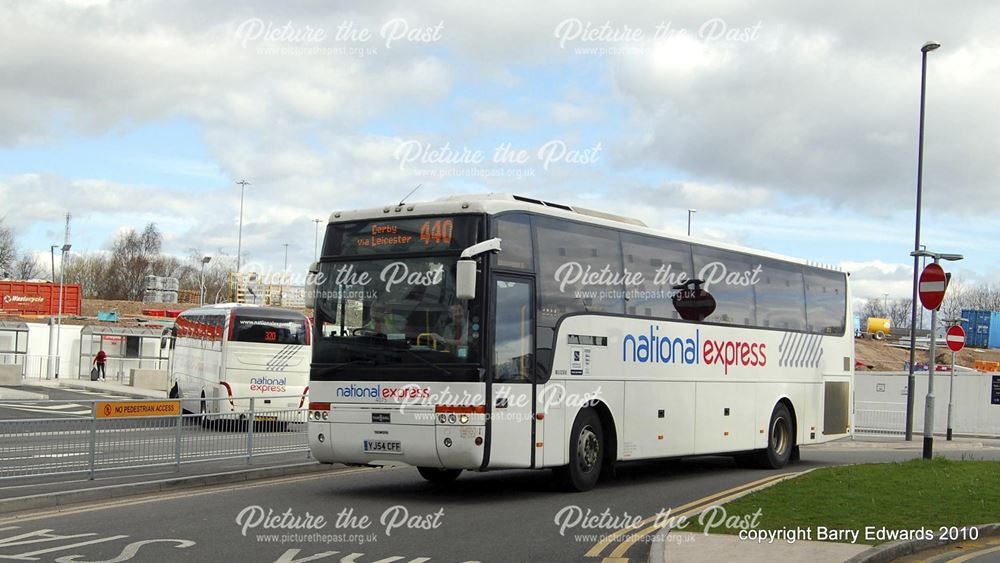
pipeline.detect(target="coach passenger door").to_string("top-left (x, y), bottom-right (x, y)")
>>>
top-left (487, 276), bottom-right (535, 468)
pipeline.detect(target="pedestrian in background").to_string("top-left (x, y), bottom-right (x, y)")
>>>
top-left (93, 350), bottom-right (107, 381)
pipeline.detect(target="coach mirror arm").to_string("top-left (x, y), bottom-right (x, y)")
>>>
top-left (456, 238), bottom-right (502, 300)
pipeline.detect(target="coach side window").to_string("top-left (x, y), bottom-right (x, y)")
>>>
top-left (755, 259), bottom-right (806, 330)
top-left (691, 246), bottom-right (757, 326)
top-left (621, 233), bottom-right (693, 319)
top-left (804, 269), bottom-right (847, 335)
top-left (535, 217), bottom-right (625, 325)
top-left (493, 214), bottom-right (534, 271)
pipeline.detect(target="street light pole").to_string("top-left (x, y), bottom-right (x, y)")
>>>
top-left (905, 40), bottom-right (940, 442)
top-left (50, 245), bottom-right (58, 282)
top-left (200, 256), bottom-right (211, 305)
top-left (55, 243), bottom-right (71, 378)
top-left (687, 209), bottom-right (697, 236)
top-left (235, 180), bottom-right (250, 273)
top-left (313, 218), bottom-right (323, 261)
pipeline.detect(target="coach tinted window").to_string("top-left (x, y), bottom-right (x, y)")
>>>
top-left (804, 269), bottom-right (847, 335)
top-left (232, 315), bottom-right (308, 345)
top-left (536, 217), bottom-right (625, 324)
top-left (691, 246), bottom-right (757, 326)
top-left (755, 260), bottom-right (806, 330)
top-left (493, 214), bottom-right (533, 270)
top-left (621, 233), bottom-right (693, 319)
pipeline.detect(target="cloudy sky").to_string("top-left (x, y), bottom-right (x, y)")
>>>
top-left (1, 0), bottom-right (997, 304)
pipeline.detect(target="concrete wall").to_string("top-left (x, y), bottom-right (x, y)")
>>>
top-left (855, 371), bottom-right (1000, 436)
top-left (0, 364), bottom-right (20, 385)
top-left (130, 369), bottom-right (170, 392)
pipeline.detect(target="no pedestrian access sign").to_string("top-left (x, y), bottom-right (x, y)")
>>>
top-left (97, 400), bottom-right (181, 418)
top-left (946, 325), bottom-right (966, 352)
top-left (918, 263), bottom-right (947, 310)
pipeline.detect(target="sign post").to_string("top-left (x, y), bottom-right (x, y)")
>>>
top-left (913, 251), bottom-right (963, 460)
top-left (944, 322), bottom-right (966, 441)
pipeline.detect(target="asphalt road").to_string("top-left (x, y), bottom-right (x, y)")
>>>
top-left (0, 386), bottom-right (130, 419)
top-left (2, 442), bottom-right (998, 563)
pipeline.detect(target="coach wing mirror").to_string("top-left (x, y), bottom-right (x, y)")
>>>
top-left (456, 238), bottom-right (502, 300)
top-left (304, 261), bottom-right (320, 306)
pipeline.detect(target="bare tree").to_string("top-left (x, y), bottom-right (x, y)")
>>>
top-left (64, 253), bottom-right (112, 298)
top-left (205, 251), bottom-right (237, 304)
top-left (12, 253), bottom-right (41, 280)
top-left (887, 298), bottom-right (912, 330)
top-left (104, 223), bottom-right (164, 300)
top-left (0, 220), bottom-right (16, 277)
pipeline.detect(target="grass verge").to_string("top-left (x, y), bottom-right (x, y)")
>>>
top-left (681, 458), bottom-right (999, 545)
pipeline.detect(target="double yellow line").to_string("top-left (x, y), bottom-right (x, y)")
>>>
top-left (585, 470), bottom-right (804, 561)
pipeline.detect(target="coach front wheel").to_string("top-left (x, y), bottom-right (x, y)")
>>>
top-left (555, 408), bottom-right (603, 492)
top-left (417, 467), bottom-right (462, 484)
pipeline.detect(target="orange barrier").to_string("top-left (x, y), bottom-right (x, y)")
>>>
top-left (974, 360), bottom-right (999, 372)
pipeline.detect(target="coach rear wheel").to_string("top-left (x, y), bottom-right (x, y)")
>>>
top-left (756, 403), bottom-right (793, 469)
top-left (555, 408), bottom-right (603, 492)
top-left (199, 392), bottom-right (216, 430)
top-left (417, 467), bottom-right (462, 484)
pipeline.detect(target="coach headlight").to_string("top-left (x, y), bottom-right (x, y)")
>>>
top-left (459, 414), bottom-right (469, 424)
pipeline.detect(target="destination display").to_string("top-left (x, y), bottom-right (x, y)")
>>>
top-left (323, 216), bottom-right (480, 256)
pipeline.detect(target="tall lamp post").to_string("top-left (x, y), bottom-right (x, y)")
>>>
top-left (912, 249), bottom-right (962, 460)
top-left (235, 180), bottom-right (250, 273)
top-left (281, 243), bottom-right (289, 306)
top-left (199, 256), bottom-right (211, 305)
top-left (905, 40), bottom-right (941, 441)
top-left (687, 209), bottom-right (697, 236)
top-left (55, 243), bottom-right (71, 378)
top-left (49, 245), bottom-right (58, 281)
top-left (312, 218), bottom-right (323, 261)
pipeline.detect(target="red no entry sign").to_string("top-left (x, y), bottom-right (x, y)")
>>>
top-left (918, 263), bottom-right (947, 310)
top-left (946, 325), bottom-right (966, 352)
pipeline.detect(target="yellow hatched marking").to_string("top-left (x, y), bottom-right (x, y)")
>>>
top-left (606, 471), bottom-right (803, 559)
top-left (584, 471), bottom-right (795, 558)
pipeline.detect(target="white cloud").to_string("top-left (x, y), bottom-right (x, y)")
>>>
top-left (1, 0), bottom-right (999, 283)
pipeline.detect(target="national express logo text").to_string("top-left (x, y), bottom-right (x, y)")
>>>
top-left (622, 326), bottom-right (766, 375)
top-left (335, 384), bottom-right (431, 400)
top-left (250, 376), bottom-right (287, 392)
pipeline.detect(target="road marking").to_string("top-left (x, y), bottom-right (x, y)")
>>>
top-left (928, 538), bottom-right (1000, 563)
top-left (0, 466), bottom-right (398, 525)
top-left (584, 471), bottom-right (803, 560)
top-left (583, 472), bottom-right (792, 559)
top-left (0, 404), bottom-right (92, 416)
top-left (949, 543), bottom-right (1000, 563)
top-left (605, 470), bottom-right (806, 560)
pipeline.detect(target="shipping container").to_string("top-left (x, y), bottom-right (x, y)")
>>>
top-left (960, 309), bottom-right (1000, 349)
top-left (0, 281), bottom-right (82, 316)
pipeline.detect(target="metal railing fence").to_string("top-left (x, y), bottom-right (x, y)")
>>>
top-left (0, 395), bottom-right (309, 480)
top-left (853, 401), bottom-right (907, 436)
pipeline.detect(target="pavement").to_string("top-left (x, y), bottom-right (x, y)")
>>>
top-left (652, 436), bottom-right (1000, 563)
top-left (13, 375), bottom-right (171, 399)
